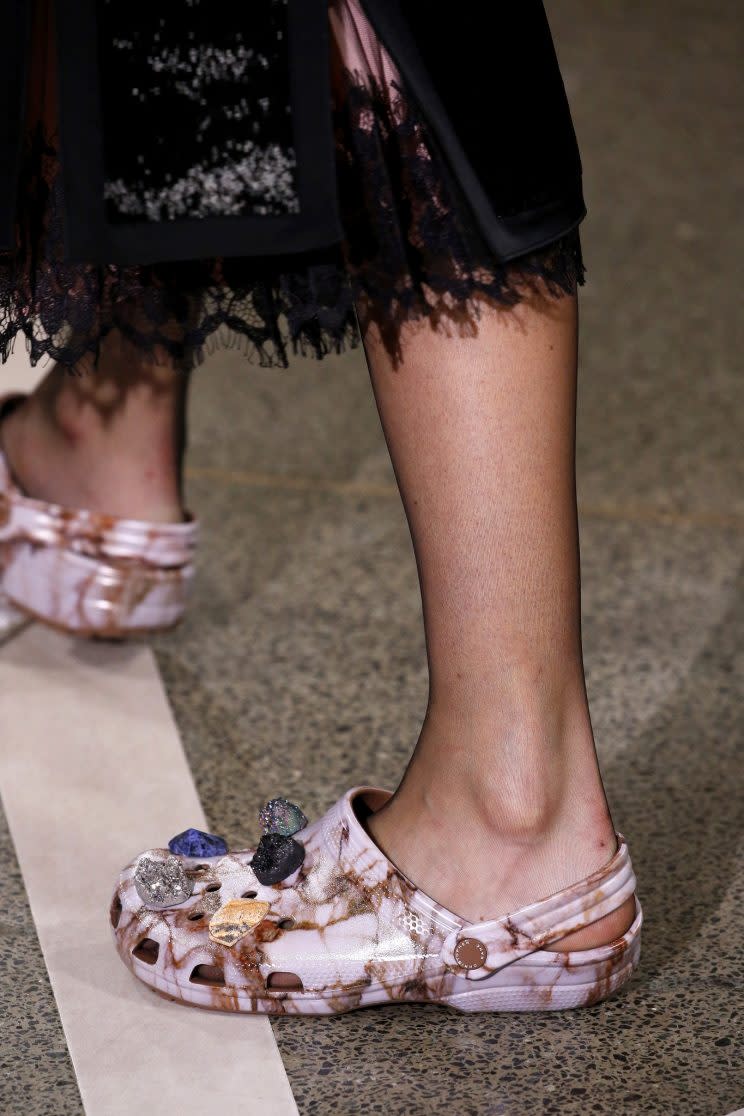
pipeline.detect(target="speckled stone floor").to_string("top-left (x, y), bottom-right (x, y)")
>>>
top-left (1, 0), bottom-right (742, 1114)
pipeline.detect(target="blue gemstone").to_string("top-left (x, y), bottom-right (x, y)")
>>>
top-left (168, 827), bottom-right (228, 858)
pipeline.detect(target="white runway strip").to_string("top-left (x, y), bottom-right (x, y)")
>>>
top-left (0, 626), bottom-right (298, 1116)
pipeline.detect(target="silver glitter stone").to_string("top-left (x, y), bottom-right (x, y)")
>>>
top-left (258, 797), bottom-right (308, 837)
top-left (134, 850), bottom-right (194, 909)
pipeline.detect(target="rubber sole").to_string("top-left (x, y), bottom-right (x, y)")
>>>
top-left (123, 920), bottom-right (642, 1016)
top-left (1, 590), bottom-right (183, 640)
top-left (1, 543), bottom-right (190, 637)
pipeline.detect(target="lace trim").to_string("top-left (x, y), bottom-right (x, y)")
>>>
top-left (0, 75), bottom-right (583, 372)
top-left (335, 73), bottom-right (584, 360)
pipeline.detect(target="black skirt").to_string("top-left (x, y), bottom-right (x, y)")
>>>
top-left (0, 0), bottom-right (586, 369)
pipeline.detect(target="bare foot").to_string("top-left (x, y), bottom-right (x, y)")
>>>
top-left (366, 707), bottom-right (636, 952)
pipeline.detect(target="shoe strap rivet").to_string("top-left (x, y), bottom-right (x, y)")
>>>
top-left (453, 937), bottom-right (487, 969)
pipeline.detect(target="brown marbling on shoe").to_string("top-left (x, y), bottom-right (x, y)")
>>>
top-left (111, 787), bottom-right (642, 1015)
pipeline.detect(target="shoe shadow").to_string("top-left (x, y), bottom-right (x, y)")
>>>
top-left (603, 557), bottom-right (744, 975)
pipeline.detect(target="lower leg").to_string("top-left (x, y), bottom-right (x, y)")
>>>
top-left (1, 3), bottom-right (186, 523)
top-left (361, 291), bottom-right (635, 949)
top-left (1, 330), bottom-right (189, 523)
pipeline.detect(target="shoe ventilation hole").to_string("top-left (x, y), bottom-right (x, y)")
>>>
top-left (190, 964), bottom-right (225, 986)
top-left (132, 938), bottom-right (160, 965)
top-left (278, 918), bottom-right (295, 930)
top-left (242, 890), bottom-right (257, 899)
top-left (110, 894), bottom-right (122, 929)
top-left (399, 910), bottom-right (425, 935)
top-left (205, 883), bottom-right (222, 892)
top-left (266, 972), bottom-right (304, 992)
top-left (188, 911), bottom-right (205, 921)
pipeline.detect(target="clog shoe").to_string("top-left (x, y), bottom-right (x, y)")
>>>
top-left (111, 787), bottom-right (642, 1014)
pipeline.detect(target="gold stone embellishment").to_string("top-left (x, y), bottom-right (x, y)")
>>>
top-left (208, 899), bottom-right (271, 947)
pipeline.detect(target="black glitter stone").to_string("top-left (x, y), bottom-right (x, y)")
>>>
top-left (251, 833), bottom-right (305, 885)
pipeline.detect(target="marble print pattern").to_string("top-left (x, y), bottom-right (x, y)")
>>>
top-left (0, 448), bottom-right (198, 635)
top-left (112, 787), bottom-right (643, 1015)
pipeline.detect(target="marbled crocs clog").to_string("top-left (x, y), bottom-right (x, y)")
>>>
top-left (111, 787), bottom-right (642, 1015)
top-left (0, 395), bottom-right (198, 638)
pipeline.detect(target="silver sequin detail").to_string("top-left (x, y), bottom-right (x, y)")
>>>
top-left (134, 850), bottom-right (194, 909)
top-left (104, 142), bottom-right (299, 221)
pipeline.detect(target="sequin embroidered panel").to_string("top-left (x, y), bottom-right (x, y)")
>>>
top-left (99, 0), bottom-right (299, 222)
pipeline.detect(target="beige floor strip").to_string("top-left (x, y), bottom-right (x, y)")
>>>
top-left (0, 625), bottom-right (298, 1116)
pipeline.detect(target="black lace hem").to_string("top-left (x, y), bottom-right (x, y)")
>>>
top-left (0, 70), bottom-right (584, 373)
top-left (335, 72), bottom-right (584, 360)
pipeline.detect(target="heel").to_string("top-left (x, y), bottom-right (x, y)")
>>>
top-left (0, 442), bottom-right (199, 639)
top-left (442, 902), bottom-right (642, 1013)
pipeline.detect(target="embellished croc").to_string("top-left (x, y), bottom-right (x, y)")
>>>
top-left (0, 395), bottom-right (199, 638)
top-left (111, 787), bottom-right (642, 1014)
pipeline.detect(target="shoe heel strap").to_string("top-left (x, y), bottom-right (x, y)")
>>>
top-left (441, 834), bottom-right (637, 981)
top-left (0, 485), bottom-right (62, 546)
top-left (0, 456), bottom-right (198, 565)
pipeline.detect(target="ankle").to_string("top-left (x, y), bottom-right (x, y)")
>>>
top-left (1, 371), bottom-right (186, 522)
top-left (408, 686), bottom-right (610, 842)
top-left (367, 687), bottom-right (619, 925)
top-left (363, 653), bottom-right (636, 940)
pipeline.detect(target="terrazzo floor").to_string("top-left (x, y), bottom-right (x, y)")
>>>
top-left (1, 0), bottom-right (742, 1113)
